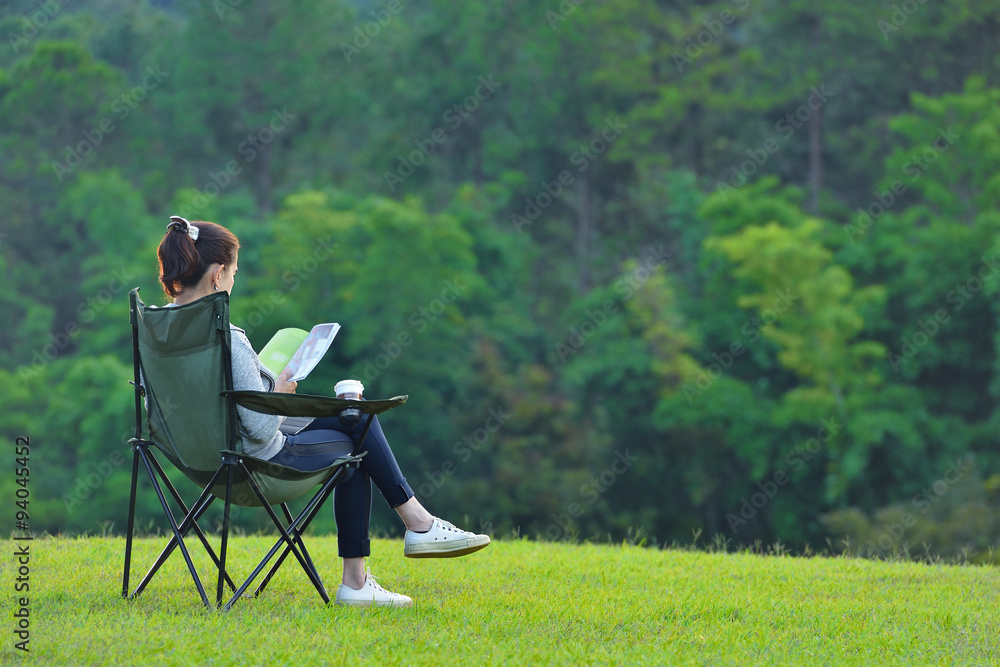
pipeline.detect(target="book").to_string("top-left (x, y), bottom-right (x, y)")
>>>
top-left (258, 323), bottom-right (341, 382)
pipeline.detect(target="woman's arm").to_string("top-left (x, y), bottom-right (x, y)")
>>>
top-left (230, 327), bottom-right (284, 456)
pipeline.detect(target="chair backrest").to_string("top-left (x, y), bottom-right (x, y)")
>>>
top-left (130, 288), bottom-right (349, 507)
top-left (131, 289), bottom-right (238, 474)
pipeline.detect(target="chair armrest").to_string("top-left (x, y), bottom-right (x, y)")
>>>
top-left (221, 390), bottom-right (407, 417)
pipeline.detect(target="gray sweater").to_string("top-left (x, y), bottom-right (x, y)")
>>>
top-left (230, 324), bottom-right (285, 460)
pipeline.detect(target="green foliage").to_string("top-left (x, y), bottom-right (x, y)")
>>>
top-left (821, 466), bottom-right (1000, 565)
top-left (707, 218), bottom-right (886, 424)
top-left (3, 1), bottom-right (1000, 558)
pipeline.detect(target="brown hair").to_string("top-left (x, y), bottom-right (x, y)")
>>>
top-left (157, 220), bottom-right (240, 298)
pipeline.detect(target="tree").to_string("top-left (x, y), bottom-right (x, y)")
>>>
top-left (707, 215), bottom-right (886, 502)
top-left (169, 0), bottom-right (356, 213)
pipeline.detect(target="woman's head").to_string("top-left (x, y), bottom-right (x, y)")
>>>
top-left (157, 217), bottom-right (240, 299)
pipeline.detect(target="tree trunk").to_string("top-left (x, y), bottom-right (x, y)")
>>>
top-left (473, 132), bottom-right (483, 186)
top-left (690, 102), bottom-right (703, 176)
top-left (809, 105), bottom-right (822, 213)
top-left (807, 16), bottom-right (823, 214)
top-left (577, 175), bottom-right (592, 293)
top-left (255, 146), bottom-right (273, 215)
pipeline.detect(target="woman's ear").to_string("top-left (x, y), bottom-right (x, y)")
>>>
top-left (213, 264), bottom-right (225, 288)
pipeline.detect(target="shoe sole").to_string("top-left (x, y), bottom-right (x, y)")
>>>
top-left (404, 539), bottom-right (491, 559)
top-left (334, 598), bottom-right (412, 608)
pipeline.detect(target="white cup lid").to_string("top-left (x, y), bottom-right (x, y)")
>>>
top-left (335, 379), bottom-right (364, 395)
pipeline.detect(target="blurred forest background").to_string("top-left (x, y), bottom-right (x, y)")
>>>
top-left (2, 0), bottom-right (1000, 561)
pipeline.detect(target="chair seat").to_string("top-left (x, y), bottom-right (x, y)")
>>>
top-left (148, 436), bottom-right (359, 507)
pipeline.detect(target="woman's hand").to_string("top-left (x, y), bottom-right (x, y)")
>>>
top-left (275, 369), bottom-right (298, 394)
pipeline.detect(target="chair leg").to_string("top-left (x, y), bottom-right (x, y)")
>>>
top-left (254, 502), bottom-right (320, 598)
top-left (130, 477), bottom-right (219, 600)
top-left (145, 453), bottom-right (238, 593)
top-left (291, 504), bottom-right (322, 577)
top-left (217, 462), bottom-right (235, 607)
top-left (133, 448), bottom-right (212, 608)
top-left (286, 501), bottom-right (321, 579)
top-left (241, 463), bottom-right (328, 600)
top-left (223, 462), bottom-right (340, 610)
top-left (253, 504), bottom-right (298, 598)
top-left (122, 447), bottom-right (141, 599)
top-left (254, 466), bottom-right (346, 598)
top-left (354, 414), bottom-right (375, 456)
top-left (130, 493), bottom-right (215, 599)
top-left (287, 465), bottom-right (347, 537)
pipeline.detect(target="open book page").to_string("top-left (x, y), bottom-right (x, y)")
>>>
top-left (258, 323), bottom-right (340, 381)
top-left (284, 323), bottom-right (340, 381)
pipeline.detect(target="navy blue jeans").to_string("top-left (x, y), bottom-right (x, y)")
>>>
top-left (270, 414), bottom-right (414, 558)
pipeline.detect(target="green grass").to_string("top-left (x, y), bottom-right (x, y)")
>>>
top-left (3, 536), bottom-right (998, 665)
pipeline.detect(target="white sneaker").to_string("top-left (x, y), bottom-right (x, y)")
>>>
top-left (404, 517), bottom-right (491, 558)
top-left (335, 568), bottom-right (412, 608)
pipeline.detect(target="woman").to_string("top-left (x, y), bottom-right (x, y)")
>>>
top-left (157, 216), bottom-right (490, 607)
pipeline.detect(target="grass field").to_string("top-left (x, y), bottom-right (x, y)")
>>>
top-left (2, 536), bottom-right (998, 665)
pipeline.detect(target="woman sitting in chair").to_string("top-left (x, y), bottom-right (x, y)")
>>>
top-left (157, 216), bottom-right (490, 607)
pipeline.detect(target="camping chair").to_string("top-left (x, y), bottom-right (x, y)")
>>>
top-left (122, 288), bottom-right (406, 610)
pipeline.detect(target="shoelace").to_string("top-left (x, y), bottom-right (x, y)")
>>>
top-left (435, 518), bottom-right (470, 535)
top-left (364, 567), bottom-right (390, 593)
top-left (438, 519), bottom-right (465, 533)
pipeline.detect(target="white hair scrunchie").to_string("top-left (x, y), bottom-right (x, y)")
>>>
top-left (167, 215), bottom-right (199, 241)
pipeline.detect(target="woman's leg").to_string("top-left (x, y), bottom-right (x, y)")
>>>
top-left (268, 430), bottom-right (374, 584)
top-left (304, 414), bottom-right (433, 530)
top-left (293, 413), bottom-right (488, 579)
top-left (295, 414), bottom-right (427, 587)
top-left (337, 416), bottom-right (487, 558)
top-left (334, 467), bottom-right (371, 588)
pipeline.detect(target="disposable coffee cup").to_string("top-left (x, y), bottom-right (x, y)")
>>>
top-left (335, 379), bottom-right (364, 400)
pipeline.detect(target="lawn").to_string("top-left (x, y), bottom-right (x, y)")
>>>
top-left (3, 536), bottom-right (998, 665)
